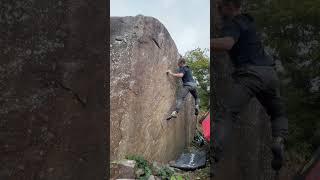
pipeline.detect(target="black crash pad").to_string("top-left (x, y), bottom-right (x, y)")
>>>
top-left (170, 150), bottom-right (206, 171)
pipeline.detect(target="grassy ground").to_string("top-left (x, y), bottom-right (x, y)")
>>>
top-left (174, 165), bottom-right (210, 180)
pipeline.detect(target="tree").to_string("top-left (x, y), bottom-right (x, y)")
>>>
top-left (245, 0), bottom-right (320, 162)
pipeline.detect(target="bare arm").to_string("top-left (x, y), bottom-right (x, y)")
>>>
top-left (166, 70), bottom-right (184, 78)
top-left (211, 37), bottom-right (236, 52)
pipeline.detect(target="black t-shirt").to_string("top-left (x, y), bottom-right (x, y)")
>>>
top-left (221, 14), bottom-right (274, 67)
top-left (178, 66), bottom-right (195, 84)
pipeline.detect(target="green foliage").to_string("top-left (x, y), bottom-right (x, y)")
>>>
top-left (184, 48), bottom-right (210, 112)
top-left (244, 0), bottom-right (320, 159)
top-left (170, 175), bottom-right (185, 180)
top-left (157, 166), bottom-right (174, 179)
top-left (126, 155), bottom-right (152, 179)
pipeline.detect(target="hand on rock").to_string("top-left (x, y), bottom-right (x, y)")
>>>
top-left (166, 70), bottom-right (172, 75)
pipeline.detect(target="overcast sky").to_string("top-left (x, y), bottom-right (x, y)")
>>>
top-left (110, 0), bottom-right (210, 55)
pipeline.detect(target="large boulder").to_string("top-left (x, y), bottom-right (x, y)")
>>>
top-left (110, 15), bottom-right (196, 162)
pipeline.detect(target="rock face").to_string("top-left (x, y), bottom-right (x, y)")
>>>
top-left (110, 160), bottom-right (137, 179)
top-left (0, 1), bottom-right (106, 179)
top-left (110, 16), bottom-right (196, 162)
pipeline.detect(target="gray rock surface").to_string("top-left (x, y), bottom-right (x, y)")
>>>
top-left (110, 160), bottom-right (137, 179)
top-left (110, 15), bottom-right (196, 162)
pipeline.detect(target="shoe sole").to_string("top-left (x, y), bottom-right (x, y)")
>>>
top-left (166, 116), bottom-right (177, 120)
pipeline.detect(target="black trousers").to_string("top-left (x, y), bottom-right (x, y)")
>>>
top-left (213, 65), bottom-right (288, 161)
top-left (175, 85), bottom-right (200, 112)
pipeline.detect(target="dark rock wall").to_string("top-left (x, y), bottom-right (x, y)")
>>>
top-left (0, 0), bottom-right (106, 179)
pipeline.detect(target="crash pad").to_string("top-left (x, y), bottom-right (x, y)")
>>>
top-left (170, 150), bottom-right (206, 171)
top-left (201, 113), bottom-right (210, 142)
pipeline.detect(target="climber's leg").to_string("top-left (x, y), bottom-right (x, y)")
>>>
top-left (175, 86), bottom-right (190, 112)
top-left (189, 86), bottom-right (200, 115)
top-left (256, 69), bottom-right (288, 171)
top-left (258, 90), bottom-right (287, 171)
top-left (170, 86), bottom-right (190, 118)
top-left (257, 88), bottom-right (288, 138)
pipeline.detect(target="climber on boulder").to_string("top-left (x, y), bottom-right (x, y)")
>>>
top-left (211, 0), bottom-right (288, 174)
top-left (166, 57), bottom-right (200, 119)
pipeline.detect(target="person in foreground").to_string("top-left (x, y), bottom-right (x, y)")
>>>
top-left (166, 58), bottom-right (200, 119)
top-left (211, 0), bottom-right (288, 175)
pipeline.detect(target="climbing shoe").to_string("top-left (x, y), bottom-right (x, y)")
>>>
top-left (195, 105), bottom-right (199, 116)
top-left (271, 136), bottom-right (285, 171)
top-left (170, 111), bottom-right (178, 118)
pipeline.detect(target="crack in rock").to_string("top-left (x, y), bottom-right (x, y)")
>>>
top-left (55, 81), bottom-right (87, 108)
top-left (151, 38), bottom-right (161, 49)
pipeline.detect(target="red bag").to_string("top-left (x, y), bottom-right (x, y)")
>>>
top-left (201, 113), bottom-right (210, 142)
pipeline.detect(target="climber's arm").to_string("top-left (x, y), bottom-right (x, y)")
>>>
top-left (211, 37), bottom-right (236, 51)
top-left (167, 70), bottom-right (184, 78)
top-left (212, 19), bottom-right (240, 52)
